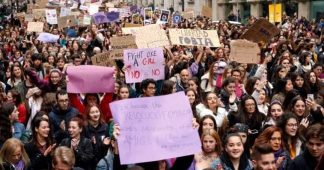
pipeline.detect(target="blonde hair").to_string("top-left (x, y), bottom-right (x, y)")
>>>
top-left (0, 138), bottom-right (30, 168)
top-left (53, 146), bottom-right (75, 168)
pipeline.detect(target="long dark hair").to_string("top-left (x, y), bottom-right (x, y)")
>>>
top-left (31, 116), bottom-right (54, 147)
top-left (0, 103), bottom-right (14, 145)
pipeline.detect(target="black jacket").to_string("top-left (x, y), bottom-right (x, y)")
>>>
top-left (288, 149), bottom-right (318, 170)
top-left (60, 137), bottom-right (94, 170)
top-left (24, 141), bottom-right (52, 170)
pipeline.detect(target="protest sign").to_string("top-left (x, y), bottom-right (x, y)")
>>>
top-left (60, 7), bottom-right (71, 17)
top-left (110, 36), bottom-right (137, 59)
top-left (37, 33), bottom-right (59, 43)
top-left (110, 92), bottom-right (202, 165)
top-left (240, 18), bottom-right (280, 44)
top-left (124, 23), bottom-right (142, 28)
top-left (89, 4), bottom-right (99, 15)
top-left (134, 24), bottom-right (170, 48)
top-left (229, 39), bottom-right (260, 64)
top-left (122, 27), bottom-right (140, 35)
top-left (182, 10), bottom-right (194, 19)
top-left (123, 47), bottom-right (164, 83)
top-left (82, 16), bottom-right (92, 25)
top-left (157, 10), bottom-right (170, 24)
top-left (91, 52), bottom-right (114, 67)
top-left (172, 13), bottom-right (182, 24)
top-left (169, 29), bottom-right (221, 47)
top-left (46, 9), bottom-right (58, 24)
top-left (34, 0), bottom-right (48, 9)
top-left (92, 12), bottom-right (109, 24)
top-left (33, 9), bottom-right (46, 19)
top-left (27, 22), bottom-right (44, 32)
top-left (58, 15), bottom-right (78, 29)
top-left (202, 6), bottom-right (212, 18)
top-left (106, 11), bottom-right (120, 22)
top-left (67, 65), bottom-right (115, 93)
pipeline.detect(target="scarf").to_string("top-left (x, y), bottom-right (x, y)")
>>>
top-left (14, 159), bottom-right (25, 170)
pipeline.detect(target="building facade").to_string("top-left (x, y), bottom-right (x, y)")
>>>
top-left (124, 0), bottom-right (324, 22)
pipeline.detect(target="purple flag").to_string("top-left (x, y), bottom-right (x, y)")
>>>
top-left (92, 12), bottom-right (109, 24)
top-left (110, 92), bottom-right (202, 165)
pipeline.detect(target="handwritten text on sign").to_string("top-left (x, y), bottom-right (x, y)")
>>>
top-left (110, 92), bottom-right (201, 164)
top-left (169, 29), bottom-right (221, 47)
top-left (124, 47), bottom-right (164, 83)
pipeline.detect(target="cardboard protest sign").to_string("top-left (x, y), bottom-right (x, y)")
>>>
top-left (124, 23), bottom-right (142, 28)
top-left (240, 18), bottom-right (280, 44)
top-left (37, 33), bottom-right (59, 43)
top-left (92, 12), bottom-right (109, 24)
top-left (33, 9), bottom-right (46, 19)
top-left (229, 39), bottom-right (261, 64)
top-left (169, 29), bottom-right (221, 47)
top-left (58, 15), bottom-right (78, 29)
top-left (182, 10), bottom-right (194, 19)
top-left (27, 22), bottom-right (44, 32)
top-left (106, 11), bottom-right (120, 22)
top-left (202, 6), bottom-right (212, 18)
top-left (110, 92), bottom-right (202, 165)
top-left (110, 36), bottom-right (137, 59)
top-left (67, 65), bottom-right (115, 93)
top-left (91, 52), bottom-right (114, 67)
top-left (122, 27), bottom-right (140, 35)
top-left (134, 24), bottom-right (170, 48)
top-left (123, 47), bottom-right (165, 83)
top-left (172, 13), bottom-right (182, 24)
top-left (46, 9), bottom-right (58, 24)
top-left (34, 0), bottom-right (48, 9)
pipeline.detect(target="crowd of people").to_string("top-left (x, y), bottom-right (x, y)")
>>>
top-left (0, 1), bottom-right (323, 170)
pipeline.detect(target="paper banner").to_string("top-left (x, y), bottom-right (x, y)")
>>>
top-left (240, 18), bottom-right (280, 44)
top-left (27, 22), bottom-right (44, 32)
top-left (37, 33), bottom-right (59, 43)
top-left (168, 29), bottom-right (221, 47)
top-left (110, 36), bottom-right (137, 59)
top-left (123, 47), bottom-right (165, 83)
top-left (110, 92), bottom-right (202, 165)
top-left (92, 12), bottom-right (109, 24)
top-left (229, 39), bottom-right (261, 63)
top-left (46, 9), bottom-right (58, 25)
top-left (67, 65), bottom-right (115, 93)
top-left (134, 24), bottom-right (170, 48)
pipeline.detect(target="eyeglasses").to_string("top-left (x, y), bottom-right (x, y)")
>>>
top-left (286, 123), bottom-right (298, 128)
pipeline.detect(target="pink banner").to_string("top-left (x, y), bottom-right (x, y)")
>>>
top-left (67, 65), bottom-right (115, 93)
top-left (123, 47), bottom-right (165, 83)
top-left (110, 92), bottom-right (201, 164)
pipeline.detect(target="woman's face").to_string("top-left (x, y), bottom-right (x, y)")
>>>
top-left (293, 100), bottom-right (306, 117)
top-left (258, 89), bottom-right (266, 104)
top-left (270, 131), bottom-right (282, 151)
top-left (114, 83), bottom-right (120, 94)
top-left (285, 80), bottom-right (293, 92)
top-left (89, 106), bottom-right (100, 122)
top-left (244, 99), bottom-right (256, 114)
top-left (212, 63), bottom-right (219, 73)
top-left (13, 66), bottom-right (21, 77)
top-left (186, 91), bottom-right (196, 104)
top-left (202, 118), bottom-right (215, 131)
top-left (118, 87), bottom-right (129, 100)
top-left (295, 76), bottom-right (304, 88)
top-left (68, 121), bottom-right (82, 139)
top-left (225, 136), bottom-right (244, 159)
top-left (285, 118), bottom-right (298, 136)
top-left (57, 59), bottom-right (65, 68)
top-left (9, 146), bottom-right (22, 164)
top-left (36, 120), bottom-right (50, 139)
top-left (50, 72), bottom-right (61, 85)
top-left (202, 135), bottom-right (216, 153)
top-left (7, 92), bottom-right (13, 102)
top-left (309, 72), bottom-right (317, 84)
top-left (48, 56), bottom-right (55, 64)
top-left (270, 104), bottom-right (283, 120)
top-left (238, 132), bottom-right (247, 144)
top-left (206, 93), bottom-right (218, 109)
top-left (188, 80), bottom-right (198, 92)
top-left (9, 106), bottom-right (19, 121)
top-left (225, 83), bottom-right (235, 94)
top-left (281, 59), bottom-right (290, 69)
top-left (278, 68), bottom-right (287, 79)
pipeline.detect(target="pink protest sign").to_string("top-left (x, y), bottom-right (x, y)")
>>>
top-left (67, 65), bottom-right (115, 93)
top-left (110, 92), bottom-right (202, 165)
top-left (123, 47), bottom-right (165, 83)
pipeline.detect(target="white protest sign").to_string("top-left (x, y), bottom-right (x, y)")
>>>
top-left (27, 22), bottom-right (44, 32)
top-left (46, 9), bottom-right (58, 25)
top-left (89, 4), bottom-right (99, 15)
top-left (134, 24), bottom-right (170, 48)
top-left (123, 47), bottom-right (165, 83)
top-left (168, 29), bottom-right (221, 47)
top-left (229, 39), bottom-right (261, 64)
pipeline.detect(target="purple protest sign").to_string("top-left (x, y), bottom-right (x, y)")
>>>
top-left (110, 92), bottom-right (202, 165)
top-left (92, 12), bottom-right (109, 24)
top-left (123, 47), bottom-right (165, 83)
top-left (106, 11), bottom-right (120, 22)
top-left (67, 65), bottom-right (115, 93)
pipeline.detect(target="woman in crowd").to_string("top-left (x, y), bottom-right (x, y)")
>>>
top-left (291, 72), bottom-right (309, 99)
top-left (1, 102), bottom-right (25, 141)
top-left (272, 77), bottom-right (294, 104)
top-left (7, 89), bottom-right (28, 125)
top-left (0, 138), bottom-right (30, 170)
top-left (305, 71), bottom-right (321, 95)
top-left (7, 62), bottom-right (25, 89)
top-left (194, 129), bottom-right (222, 170)
top-left (25, 117), bottom-right (55, 170)
top-left (198, 115), bottom-right (218, 135)
top-left (219, 77), bottom-right (239, 112)
top-left (200, 61), bottom-right (227, 93)
top-left (262, 101), bottom-right (284, 128)
top-left (253, 126), bottom-right (290, 170)
top-left (60, 116), bottom-right (94, 170)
